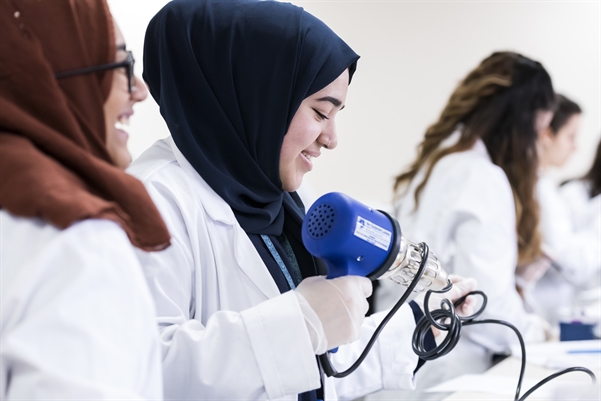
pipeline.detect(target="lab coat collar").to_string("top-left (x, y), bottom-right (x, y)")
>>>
top-left (441, 128), bottom-right (491, 163)
top-left (169, 137), bottom-right (238, 226)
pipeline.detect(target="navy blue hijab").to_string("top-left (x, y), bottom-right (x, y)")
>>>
top-left (143, 0), bottom-right (359, 236)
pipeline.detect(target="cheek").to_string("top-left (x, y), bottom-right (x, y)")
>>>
top-left (284, 115), bottom-right (318, 154)
top-left (103, 93), bottom-right (125, 132)
top-left (558, 133), bottom-right (575, 150)
top-left (105, 131), bottom-right (131, 169)
top-left (279, 139), bottom-right (296, 168)
top-left (104, 74), bottom-right (130, 116)
top-left (102, 93), bottom-right (131, 168)
top-left (562, 138), bottom-right (575, 156)
top-left (549, 136), bottom-right (574, 165)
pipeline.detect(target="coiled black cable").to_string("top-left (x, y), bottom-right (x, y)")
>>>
top-left (319, 243), bottom-right (432, 378)
top-left (320, 241), bottom-right (597, 400)
top-left (411, 251), bottom-right (596, 399)
top-left (411, 283), bottom-right (487, 361)
top-left (416, 313), bottom-right (597, 400)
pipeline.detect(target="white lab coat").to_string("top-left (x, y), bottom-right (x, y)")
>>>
top-left (560, 179), bottom-right (601, 233)
top-left (371, 138), bottom-right (545, 399)
top-left (0, 212), bottom-right (163, 400)
top-left (127, 137), bottom-right (420, 401)
top-left (530, 174), bottom-right (601, 323)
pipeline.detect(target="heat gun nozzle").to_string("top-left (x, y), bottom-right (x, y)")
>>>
top-left (379, 237), bottom-right (449, 292)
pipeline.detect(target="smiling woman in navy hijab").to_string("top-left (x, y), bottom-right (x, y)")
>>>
top-left (129, 0), bottom-right (425, 399)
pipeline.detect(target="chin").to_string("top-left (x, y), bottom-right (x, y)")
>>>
top-left (111, 151), bottom-right (132, 170)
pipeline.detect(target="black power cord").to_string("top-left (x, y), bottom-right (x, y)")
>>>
top-left (415, 310), bottom-right (597, 400)
top-left (319, 243), bottom-right (433, 378)
top-left (319, 242), bottom-right (597, 400)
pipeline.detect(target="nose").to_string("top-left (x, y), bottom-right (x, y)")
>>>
top-left (321, 121), bottom-right (339, 150)
top-left (131, 74), bottom-right (149, 102)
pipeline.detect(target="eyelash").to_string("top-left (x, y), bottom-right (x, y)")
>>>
top-left (313, 109), bottom-right (329, 120)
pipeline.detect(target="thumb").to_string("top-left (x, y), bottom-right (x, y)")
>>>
top-left (353, 276), bottom-right (373, 298)
top-left (360, 277), bottom-right (374, 298)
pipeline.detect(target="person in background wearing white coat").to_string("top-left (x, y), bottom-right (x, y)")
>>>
top-left (128, 1), bottom-right (477, 400)
top-left (560, 137), bottom-right (601, 307)
top-left (0, 0), bottom-right (169, 398)
top-left (560, 137), bottom-right (601, 233)
top-left (527, 95), bottom-right (600, 323)
top-left (371, 52), bottom-right (556, 400)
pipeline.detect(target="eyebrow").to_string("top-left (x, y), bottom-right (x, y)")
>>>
top-left (116, 44), bottom-right (127, 51)
top-left (317, 96), bottom-right (344, 110)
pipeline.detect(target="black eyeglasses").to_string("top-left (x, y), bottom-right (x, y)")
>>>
top-left (55, 50), bottom-right (136, 93)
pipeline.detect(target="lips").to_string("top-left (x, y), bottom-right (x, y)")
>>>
top-left (300, 150), bottom-right (321, 171)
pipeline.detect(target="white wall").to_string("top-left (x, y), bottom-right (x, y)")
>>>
top-left (110, 0), bottom-right (601, 208)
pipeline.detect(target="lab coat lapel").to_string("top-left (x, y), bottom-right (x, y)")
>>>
top-left (231, 226), bottom-right (281, 298)
top-left (169, 138), bottom-right (281, 299)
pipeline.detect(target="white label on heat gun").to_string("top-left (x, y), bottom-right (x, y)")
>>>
top-left (354, 216), bottom-right (391, 251)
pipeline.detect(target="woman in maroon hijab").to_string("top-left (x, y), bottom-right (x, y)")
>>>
top-left (0, 0), bottom-right (169, 398)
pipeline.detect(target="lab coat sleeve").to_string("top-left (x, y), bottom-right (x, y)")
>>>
top-left (451, 168), bottom-right (537, 353)
top-left (559, 181), bottom-right (601, 232)
top-left (138, 240), bottom-right (320, 400)
top-left (135, 186), bottom-right (320, 400)
top-left (559, 181), bottom-right (587, 226)
top-left (537, 177), bottom-right (601, 283)
top-left (329, 304), bottom-right (418, 400)
top-left (1, 219), bottom-right (162, 399)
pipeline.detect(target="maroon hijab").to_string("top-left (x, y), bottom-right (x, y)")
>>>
top-left (0, 0), bottom-right (170, 251)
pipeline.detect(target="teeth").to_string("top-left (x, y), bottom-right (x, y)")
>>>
top-left (115, 121), bottom-right (126, 130)
top-left (117, 115), bottom-right (130, 126)
top-left (302, 152), bottom-right (313, 160)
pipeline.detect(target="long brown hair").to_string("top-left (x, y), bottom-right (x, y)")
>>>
top-left (393, 52), bottom-right (555, 265)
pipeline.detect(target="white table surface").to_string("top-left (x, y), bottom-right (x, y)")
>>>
top-left (442, 343), bottom-right (600, 400)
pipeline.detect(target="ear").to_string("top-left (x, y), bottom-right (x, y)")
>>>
top-left (538, 125), bottom-right (553, 142)
top-left (536, 126), bottom-right (553, 159)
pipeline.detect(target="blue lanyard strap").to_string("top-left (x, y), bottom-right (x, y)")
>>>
top-left (261, 234), bottom-right (298, 290)
top-left (277, 233), bottom-right (303, 284)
